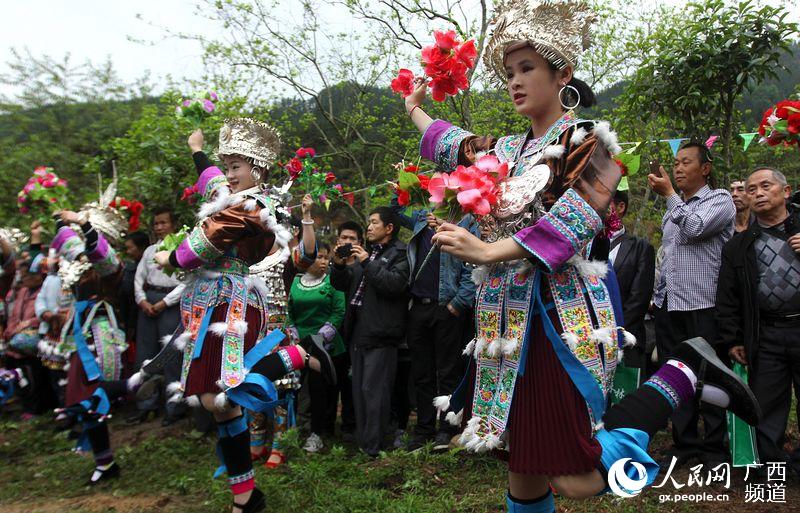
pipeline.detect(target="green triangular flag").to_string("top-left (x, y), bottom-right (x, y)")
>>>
top-left (618, 176), bottom-right (629, 191)
top-left (740, 133), bottom-right (757, 152)
top-left (625, 142), bottom-right (642, 154)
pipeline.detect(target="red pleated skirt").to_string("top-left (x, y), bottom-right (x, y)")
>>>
top-left (65, 353), bottom-right (100, 406)
top-left (463, 304), bottom-right (602, 475)
top-left (183, 303), bottom-right (263, 396)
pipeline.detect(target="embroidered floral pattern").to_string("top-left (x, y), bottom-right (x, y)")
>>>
top-left (434, 125), bottom-right (473, 171)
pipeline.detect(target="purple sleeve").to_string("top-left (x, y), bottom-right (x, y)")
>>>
top-left (419, 120), bottom-right (474, 171)
top-left (512, 188), bottom-right (603, 273)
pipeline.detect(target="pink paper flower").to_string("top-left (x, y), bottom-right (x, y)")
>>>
top-left (427, 172), bottom-right (460, 203)
top-left (201, 99), bottom-right (215, 113)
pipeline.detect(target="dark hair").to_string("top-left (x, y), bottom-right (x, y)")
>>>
top-left (152, 207), bottom-right (176, 225)
top-left (548, 62), bottom-right (596, 108)
top-left (337, 220), bottom-right (364, 243)
top-left (126, 231), bottom-right (151, 251)
top-left (613, 190), bottom-right (629, 217)
top-left (678, 141), bottom-right (716, 188)
top-left (290, 216), bottom-right (303, 241)
top-left (318, 241), bottom-right (331, 253)
top-left (368, 207), bottom-right (398, 239)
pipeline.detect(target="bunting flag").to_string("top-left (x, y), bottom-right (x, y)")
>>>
top-left (666, 138), bottom-right (688, 156)
top-left (740, 133), bottom-right (758, 152)
top-left (617, 176), bottom-right (629, 191)
top-left (625, 142), bottom-right (642, 153)
top-left (324, 199), bottom-right (331, 210)
top-left (342, 192), bottom-right (355, 206)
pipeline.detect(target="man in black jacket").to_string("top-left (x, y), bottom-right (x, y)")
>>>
top-left (716, 167), bottom-right (800, 476)
top-left (330, 207), bottom-right (409, 457)
top-left (609, 190), bottom-right (656, 372)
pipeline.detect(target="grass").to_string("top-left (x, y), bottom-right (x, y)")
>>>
top-left (0, 403), bottom-right (797, 513)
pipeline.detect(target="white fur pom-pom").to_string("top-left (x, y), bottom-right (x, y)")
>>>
top-left (470, 265), bottom-right (488, 286)
top-left (160, 334), bottom-right (173, 347)
top-left (234, 320), bottom-right (248, 336)
top-left (243, 199), bottom-right (258, 212)
top-left (561, 332), bottom-right (579, 352)
top-left (214, 392), bottom-right (230, 411)
top-left (593, 121), bottom-right (622, 155)
top-left (167, 392), bottom-right (184, 404)
top-left (622, 330), bottom-right (637, 348)
top-left (174, 332), bottom-right (191, 352)
top-left (127, 372), bottom-right (144, 390)
top-left (542, 144), bottom-right (566, 160)
top-left (198, 187), bottom-right (230, 219)
top-left (58, 378), bottom-right (68, 387)
top-left (166, 381), bottom-right (183, 395)
top-left (617, 348), bottom-right (625, 363)
top-left (185, 395), bottom-right (201, 408)
top-left (567, 255), bottom-right (609, 279)
top-left (590, 327), bottom-right (614, 346)
top-left (432, 395), bottom-right (451, 413)
top-left (445, 410), bottom-right (464, 426)
top-left (209, 322), bottom-right (228, 337)
top-left (473, 338), bottom-right (488, 358)
top-left (570, 127), bottom-right (588, 146)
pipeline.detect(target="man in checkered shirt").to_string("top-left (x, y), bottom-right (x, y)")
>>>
top-left (648, 141), bottom-right (735, 468)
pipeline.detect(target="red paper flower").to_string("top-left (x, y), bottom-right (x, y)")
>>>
top-left (324, 172), bottom-right (337, 184)
top-left (285, 158), bottom-right (304, 180)
top-left (455, 40), bottom-right (477, 68)
top-left (404, 164), bottom-right (420, 173)
top-left (397, 189), bottom-right (411, 206)
top-left (433, 30), bottom-right (458, 51)
top-left (296, 147), bottom-right (316, 158)
top-left (390, 69), bottom-right (416, 98)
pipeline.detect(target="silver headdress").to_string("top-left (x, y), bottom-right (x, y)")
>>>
top-left (217, 118), bottom-right (282, 169)
top-left (484, 0), bottom-right (596, 82)
top-left (79, 169), bottom-right (127, 244)
top-left (0, 227), bottom-right (30, 253)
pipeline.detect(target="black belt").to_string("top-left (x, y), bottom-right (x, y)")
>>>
top-left (412, 297), bottom-right (436, 305)
top-left (144, 284), bottom-right (174, 294)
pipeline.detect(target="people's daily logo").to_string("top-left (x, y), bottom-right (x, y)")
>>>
top-left (608, 458), bottom-right (648, 498)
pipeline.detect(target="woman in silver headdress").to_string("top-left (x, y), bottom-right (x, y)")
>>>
top-left (402, 1), bottom-right (759, 510)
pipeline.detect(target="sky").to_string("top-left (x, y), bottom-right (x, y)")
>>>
top-left (0, 0), bottom-right (214, 95)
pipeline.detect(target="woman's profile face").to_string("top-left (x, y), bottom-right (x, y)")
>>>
top-left (504, 46), bottom-right (567, 118)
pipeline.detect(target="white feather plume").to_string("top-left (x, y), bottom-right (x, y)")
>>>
top-left (432, 395), bottom-right (451, 413)
top-left (470, 265), bottom-right (488, 286)
top-left (214, 392), bottom-right (230, 411)
top-left (462, 338), bottom-right (476, 356)
top-left (570, 127), bottom-right (588, 146)
top-left (445, 410), bottom-right (463, 426)
top-left (174, 332), bottom-right (191, 352)
top-left (487, 338), bottom-right (502, 358)
top-left (127, 372), bottom-right (144, 390)
top-left (209, 322), bottom-right (228, 337)
top-left (567, 255), bottom-right (608, 279)
top-left (185, 395), bottom-right (201, 408)
top-left (542, 144), bottom-right (566, 160)
top-left (593, 121), bottom-right (622, 155)
top-left (501, 337), bottom-right (520, 357)
top-left (621, 329), bottom-right (637, 348)
top-left (160, 334), bottom-right (173, 347)
top-left (561, 332), bottom-right (579, 352)
top-left (590, 327), bottom-right (614, 346)
top-left (234, 320), bottom-right (249, 336)
top-left (166, 381), bottom-right (183, 395)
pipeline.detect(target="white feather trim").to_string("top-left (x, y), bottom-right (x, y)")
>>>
top-left (473, 338), bottom-right (488, 358)
top-left (561, 332), bottom-right (579, 352)
top-left (462, 338), bottom-right (476, 356)
top-left (501, 338), bottom-right (520, 357)
top-left (246, 276), bottom-right (269, 299)
top-left (63, 362), bottom-right (70, 371)
top-left (58, 378), bottom-right (68, 387)
top-left (185, 395), bottom-right (201, 408)
top-left (198, 187), bottom-right (230, 219)
top-left (570, 127), bottom-right (588, 146)
top-left (593, 121), bottom-right (622, 155)
top-left (167, 392), bottom-right (184, 404)
top-left (617, 347), bottom-right (625, 363)
top-left (542, 144), bottom-right (566, 160)
top-left (445, 410), bottom-right (463, 426)
top-left (234, 320), bottom-right (248, 336)
top-left (174, 332), bottom-right (191, 352)
top-left (209, 322), bottom-right (228, 337)
top-left (243, 199), bottom-right (258, 212)
top-left (484, 433), bottom-right (503, 451)
top-left (160, 334), bottom-right (173, 347)
top-left (622, 329), bottom-right (637, 348)
top-left (590, 327), bottom-right (614, 347)
top-left (470, 265), bottom-right (488, 286)
top-left (166, 381), bottom-right (183, 395)
top-left (567, 255), bottom-right (609, 279)
top-left (432, 395), bottom-right (451, 413)
top-left (214, 392), bottom-right (230, 411)
top-left (487, 338), bottom-right (502, 358)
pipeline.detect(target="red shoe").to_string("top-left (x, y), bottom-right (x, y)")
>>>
top-left (264, 449), bottom-right (285, 469)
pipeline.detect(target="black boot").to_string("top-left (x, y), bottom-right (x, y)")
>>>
top-left (233, 487), bottom-right (265, 513)
top-left (299, 335), bottom-right (336, 386)
top-left (671, 337), bottom-right (761, 426)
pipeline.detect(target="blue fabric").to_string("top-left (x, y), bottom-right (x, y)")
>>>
top-left (506, 491), bottom-right (554, 513)
top-left (225, 372), bottom-right (279, 412)
top-left (534, 278), bottom-right (607, 424)
top-left (243, 330), bottom-right (286, 368)
top-left (516, 271), bottom-right (541, 377)
top-left (0, 378), bottom-right (16, 406)
top-left (192, 307), bottom-right (216, 360)
top-left (73, 300), bottom-right (102, 381)
top-left (595, 428), bottom-right (660, 495)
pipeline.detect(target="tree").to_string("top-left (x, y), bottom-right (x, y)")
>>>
top-left (619, 0), bottom-right (798, 179)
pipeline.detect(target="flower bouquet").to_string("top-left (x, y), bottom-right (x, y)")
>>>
top-left (390, 161), bottom-right (430, 208)
top-left (412, 154), bottom-right (508, 279)
top-left (391, 29), bottom-right (477, 102)
top-left (181, 183), bottom-right (202, 205)
top-left (759, 98), bottom-right (800, 148)
top-left (175, 91), bottom-right (219, 127)
top-left (282, 147), bottom-right (344, 204)
top-left (109, 198), bottom-right (145, 232)
top-left (18, 167), bottom-right (69, 221)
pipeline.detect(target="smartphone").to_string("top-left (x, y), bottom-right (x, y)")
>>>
top-left (336, 243), bottom-right (353, 259)
top-left (649, 159), bottom-right (664, 177)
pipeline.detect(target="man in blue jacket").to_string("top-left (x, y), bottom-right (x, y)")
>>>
top-left (392, 198), bottom-right (477, 450)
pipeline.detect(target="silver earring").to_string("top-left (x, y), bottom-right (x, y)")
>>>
top-left (558, 85), bottom-right (580, 110)
top-left (250, 167), bottom-right (262, 181)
